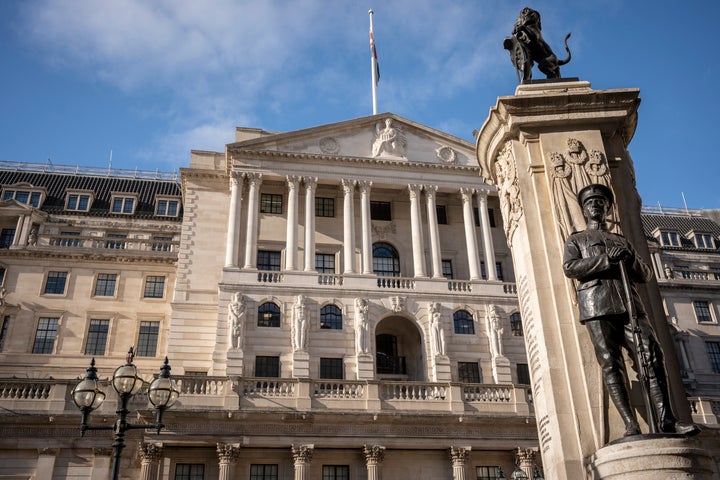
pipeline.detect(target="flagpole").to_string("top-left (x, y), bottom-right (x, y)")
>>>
top-left (369, 9), bottom-right (378, 115)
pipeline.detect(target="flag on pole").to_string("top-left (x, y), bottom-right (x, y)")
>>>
top-left (370, 29), bottom-right (380, 86)
top-left (369, 9), bottom-right (379, 115)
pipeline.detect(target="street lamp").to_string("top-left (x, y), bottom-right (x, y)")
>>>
top-left (72, 347), bottom-right (179, 480)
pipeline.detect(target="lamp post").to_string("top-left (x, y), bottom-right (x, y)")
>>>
top-left (72, 347), bottom-right (179, 480)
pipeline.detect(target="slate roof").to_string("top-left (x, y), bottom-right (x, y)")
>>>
top-left (641, 212), bottom-right (720, 250)
top-left (0, 164), bottom-right (182, 220)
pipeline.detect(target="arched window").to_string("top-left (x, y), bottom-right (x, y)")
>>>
top-left (373, 242), bottom-right (400, 277)
top-left (258, 302), bottom-right (280, 327)
top-left (453, 310), bottom-right (475, 335)
top-left (320, 305), bottom-right (342, 330)
top-left (510, 312), bottom-right (523, 336)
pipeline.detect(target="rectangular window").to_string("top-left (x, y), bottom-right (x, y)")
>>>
top-left (517, 363), bottom-right (531, 385)
top-left (320, 358), bottom-right (344, 380)
top-left (495, 262), bottom-right (504, 281)
top-left (322, 465), bottom-right (350, 480)
top-left (136, 321), bottom-right (160, 357)
top-left (315, 197), bottom-right (335, 217)
top-left (707, 342), bottom-right (720, 374)
top-left (156, 199), bottom-right (180, 217)
top-left (257, 250), bottom-right (281, 271)
top-left (66, 193), bottom-right (91, 212)
top-left (111, 196), bottom-right (135, 214)
top-left (487, 208), bottom-right (496, 228)
top-left (255, 356), bottom-right (280, 377)
top-left (85, 320), bottom-right (109, 356)
top-left (458, 362), bottom-right (481, 383)
top-left (94, 273), bottom-right (117, 297)
top-left (250, 465), bottom-right (278, 480)
top-left (32, 317), bottom-right (59, 354)
top-left (316, 253), bottom-right (336, 274)
top-left (144, 276), bottom-right (165, 298)
top-left (174, 464), bottom-right (205, 480)
top-left (0, 228), bottom-right (15, 248)
top-left (0, 316), bottom-right (9, 352)
top-left (661, 231), bottom-right (680, 247)
top-left (105, 233), bottom-right (127, 249)
top-left (696, 233), bottom-right (715, 249)
top-left (260, 193), bottom-right (283, 214)
top-left (473, 207), bottom-right (480, 227)
top-left (436, 205), bottom-right (448, 224)
top-left (3, 190), bottom-right (42, 207)
top-left (370, 201), bottom-right (392, 221)
top-left (44, 271), bottom-right (68, 295)
top-left (476, 466), bottom-right (502, 480)
top-left (442, 260), bottom-right (454, 279)
top-left (694, 301), bottom-right (713, 323)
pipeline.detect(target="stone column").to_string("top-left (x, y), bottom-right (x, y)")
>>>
top-left (408, 184), bottom-right (427, 277)
top-left (424, 185), bottom-right (443, 278)
top-left (363, 444), bottom-right (386, 480)
top-left (358, 180), bottom-right (373, 274)
top-left (138, 442), bottom-right (163, 480)
top-left (285, 176), bottom-right (300, 271)
top-left (243, 173), bottom-right (262, 269)
top-left (90, 448), bottom-right (112, 480)
top-left (475, 189), bottom-right (497, 280)
top-left (303, 177), bottom-right (318, 271)
top-left (217, 443), bottom-right (241, 480)
top-left (36, 448), bottom-right (58, 480)
top-left (12, 215), bottom-right (24, 247)
top-left (476, 81), bottom-right (705, 479)
top-left (341, 179), bottom-right (356, 274)
top-left (516, 448), bottom-right (535, 479)
top-left (459, 188), bottom-right (481, 280)
top-left (225, 171), bottom-right (244, 268)
top-left (449, 446), bottom-right (471, 480)
top-left (292, 444), bottom-right (314, 480)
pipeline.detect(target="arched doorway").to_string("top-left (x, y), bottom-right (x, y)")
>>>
top-left (375, 315), bottom-right (425, 381)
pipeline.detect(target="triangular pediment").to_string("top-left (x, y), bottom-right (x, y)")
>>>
top-left (227, 113), bottom-right (477, 168)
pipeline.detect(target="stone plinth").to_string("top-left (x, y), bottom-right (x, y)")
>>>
top-left (491, 356), bottom-right (512, 384)
top-left (433, 355), bottom-right (451, 382)
top-left (226, 349), bottom-right (244, 377)
top-left (292, 351), bottom-right (310, 378)
top-left (357, 353), bottom-right (374, 380)
top-left (586, 437), bottom-right (718, 479)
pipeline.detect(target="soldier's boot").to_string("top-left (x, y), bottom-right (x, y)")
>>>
top-left (648, 378), bottom-right (700, 436)
top-left (607, 382), bottom-right (640, 436)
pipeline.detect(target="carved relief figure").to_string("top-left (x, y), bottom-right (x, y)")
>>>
top-left (389, 296), bottom-right (405, 313)
top-left (495, 142), bottom-right (522, 240)
top-left (371, 118), bottom-right (407, 158)
top-left (550, 151), bottom-right (585, 240)
top-left (486, 305), bottom-right (504, 359)
top-left (292, 294), bottom-right (308, 351)
top-left (428, 302), bottom-right (446, 356)
top-left (355, 298), bottom-right (370, 354)
top-left (227, 292), bottom-right (246, 350)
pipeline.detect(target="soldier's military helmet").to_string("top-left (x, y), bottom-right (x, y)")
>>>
top-left (577, 183), bottom-right (614, 208)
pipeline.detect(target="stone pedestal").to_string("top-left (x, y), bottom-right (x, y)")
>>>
top-left (586, 437), bottom-right (717, 479)
top-left (292, 350), bottom-right (310, 378)
top-left (226, 349), bottom-right (244, 377)
top-left (356, 353), bottom-right (374, 380)
top-left (476, 80), bottom-right (694, 479)
top-left (491, 356), bottom-right (512, 384)
top-left (433, 355), bottom-right (451, 382)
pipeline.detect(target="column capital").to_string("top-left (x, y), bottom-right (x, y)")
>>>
top-left (424, 184), bottom-right (438, 199)
top-left (475, 189), bottom-right (489, 201)
top-left (230, 170), bottom-right (245, 186)
top-left (138, 442), bottom-right (163, 462)
top-left (358, 180), bottom-right (373, 194)
top-left (292, 444), bottom-right (314, 464)
top-left (363, 444), bottom-right (386, 465)
top-left (341, 178), bottom-right (357, 194)
top-left (303, 176), bottom-right (318, 191)
top-left (217, 443), bottom-right (241, 463)
top-left (287, 175), bottom-right (301, 190)
top-left (37, 447), bottom-right (59, 456)
top-left (246, 172), bottom-right (263, 187)
top-left (449, 446), bottom-right (472, 465)
top-left (459, 187), bottom-right (475, 203)
top-left (408, 183), bottom-right (423, 199)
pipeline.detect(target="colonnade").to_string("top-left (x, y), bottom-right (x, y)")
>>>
top-left (224, 172), bottom-right (497, 281)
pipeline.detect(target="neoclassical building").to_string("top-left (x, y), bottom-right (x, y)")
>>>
top-left (0, 114), bottom-right (717, 479)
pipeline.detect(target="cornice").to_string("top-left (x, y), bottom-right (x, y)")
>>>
top-left (0, 249), bottom-right (178, 265)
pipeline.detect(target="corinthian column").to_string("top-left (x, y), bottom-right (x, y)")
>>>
top-left (138, 442), bottom-right (163, 480)
top-left (285, 176), bottom-right (300, 270)
top-left (303, 177), bottom-right (318, 271)
top-left (358, 180), bottom-right (373, 274)
top-left (424, 185), bottom-right (443, 278)
top-left (243, 173), bottom-right (262, 269)
top-left (475, 190), bottom-right (497, 280)
top-left (459, 188), bottom-right (480, 280)
top-left (225, 171), bottom-right (244, 268)
top-left (341, 179), bottom-right (357, 274)
top-left (363, 444), bottom-right (386, 480)
top-left (292, 444), bottom-right (314, 480)
top-left (408, 184), bottom-right (427, 277)
top-left (217, 443), bottom-right (241, 480)
top-left (449, 446), bottom-right (471, 480)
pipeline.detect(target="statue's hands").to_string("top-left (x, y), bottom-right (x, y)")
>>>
top-left (607, 246), bottom-right (632, 263)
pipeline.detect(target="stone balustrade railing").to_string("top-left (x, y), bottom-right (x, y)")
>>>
top-left (33, 234), bottom-right (179, 254)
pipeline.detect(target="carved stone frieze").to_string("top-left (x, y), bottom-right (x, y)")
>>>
top-left (371, 222), bottom-right (396, 240)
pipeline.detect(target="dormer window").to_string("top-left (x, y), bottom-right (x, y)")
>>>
top-left (65, 190), bottom-right (94, 212)
top-left (660, 231), bottom-right (680, 247)
top-left (110, 193), bottom-right (138, 215)
top-left (693, 232), bottom-right (715, 249)
top-left (2, 187), bottom-right (44, 208)
top-left (155, 196), bottom-right (180, 217)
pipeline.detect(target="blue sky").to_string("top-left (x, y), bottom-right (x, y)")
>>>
top-left (0, 1), bottom-right (717, 209)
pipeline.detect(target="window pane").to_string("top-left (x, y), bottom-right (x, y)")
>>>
top-left (136, 321), bottom-right (159, 357)
top-left (436, 205), bottom-right (448, 224)
top-left (95, 273), bottom-right (117, 296)
top-left (157, 200), bottom-right (167, 216)
top-left (29, 192), bottom-right (41, 207)
top-left (257, 251), bottom-right (281, 271)
top-left (372, 242), bottom-right (399, 277)
top-left (453, 310), bottom-right (475, 335)
top-left (78, 195), bottom-right (89, 210)
top-left (476, 466), bottom-right (501, 480)
top-left (707, 342), bottom-right (720, 374)
top-left (144, 276), bottom-right (165, 298)
top-left (0, 228), bottom-right (16, 248)
top-left (67, 194), bottom-right (78, 210)
top-left (112, 198), bottom-right (123, 213)
top-left (320, 358), bottom-right (344, 379)
top-left (260, 194), bottom-right (283, 214)
top-left (168, 201), bottom-right (178, 216)
top-left (322, 465), bottom-right (350, 480)
top-left (44, 271), bottom-right (68, 294)
top-left (458, 362), bottom-right (481, 383)
top-left (122, 198), bottom-right (134, 213)
top-left (33, 317), bottom-right (59, 354)
top-left (442, 260), bottom-right (453, 279)
top-left (510, 313), bottom-right (523, 336)
top-left (694, 301), bottom-right (712, 323)
top-left (15, 191), bottom-right (28, 203)
top-left (316, 253), bottom-right (335, 274)
top-left (315, 197), bottom-right (335, 217)
top-left (255, 356), bottom-right (280, 377)
top-left (517, 363), bottom-right (531, 384)
top-left (250, 464), bottom-right (278, 480)
top-left (320, 305), bottom-right (342, 329)
top-left (370, 201), bottom-right (391, 221)
top-left (258, 303), bottom-right (281, 327)
top-left (174, 464), bottom-right (205, 480)
top-left (85, 320), bottom-right (109, 355)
